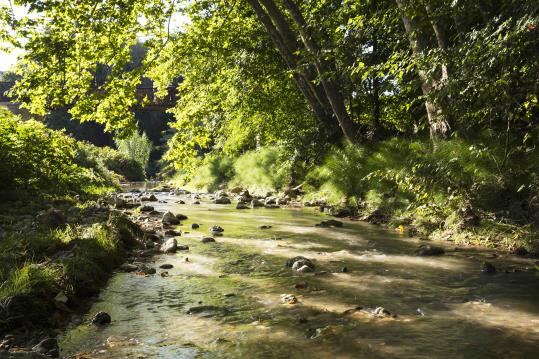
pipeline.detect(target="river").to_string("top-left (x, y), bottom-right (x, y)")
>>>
top-left (59, 191), bottom-right (539, 358)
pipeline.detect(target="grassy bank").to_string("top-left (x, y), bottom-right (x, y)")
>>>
top-left (0, 210), bottom-right (143, 335)
top-left (171, 141), bottom-right (539, 254)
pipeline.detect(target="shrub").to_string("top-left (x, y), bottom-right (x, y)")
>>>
top-left (188, 155), bottom-right (234, 192)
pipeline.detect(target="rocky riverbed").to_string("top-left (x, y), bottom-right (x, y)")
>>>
top-left (2, 186), bottom-right (539, 358)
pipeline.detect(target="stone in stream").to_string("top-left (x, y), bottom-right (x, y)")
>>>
top-left (209, 225), bottom-right (224, 233)
top-left (315, 219), bottom-right (343, 228)
top-left (144, 240), bottom-right (155, 249)
top-left (482, 261), bottom-right (496, 274)
top-left (251, 199), bottom-right (264, 208)
top-left (162, 211), bottom-right (180, 225)
top-left (297, 265), bottom-right (314, 273)
top-left (164, 229), bottom-right (181, 236)
top-left (177, 245), bottom-right (189, 251)
top-left (201, 237), bottom-right (216, 243)
top-left (92, 312), bottom-right (111, 325)
top-left (236, 202), bottom-right (249, 210)
top-left (286, 256), bottom-right (315, 271)
top-left (281, 294), bottom-right (298, 304)
top-left (176, 213), bottom-right (188, 221)
top-left (373, 307), bottom-right (392, 318)
top-left (160, 264), bottom-right (174, 269)
top-left (32, 338), bottom-right (59, 357)
top-left (191, 223), bottom-right (200, 229)
top-left (415, 244), bottom-right (445, 256)
top-left (161, 238), bottom-right (178, 253)
top-left (215, 197), bottom-right (231, 204)
top-left (258, 225), bottom-right (272, 229)
top-left (139, 205), bottom-right (154, 212)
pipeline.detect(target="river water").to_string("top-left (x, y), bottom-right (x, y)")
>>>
top-left (59, 192), bottom-right (539, 358)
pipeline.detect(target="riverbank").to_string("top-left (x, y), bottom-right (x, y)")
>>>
top-left (0, 194), bottom-right (144, 357)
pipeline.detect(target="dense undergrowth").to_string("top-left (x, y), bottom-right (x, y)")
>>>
top-left (0, 108), bottom-right (145, 201)
top-left (173, 139), bottom-right (539, 253)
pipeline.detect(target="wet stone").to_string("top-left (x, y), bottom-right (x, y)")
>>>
top-left (191, 223), bottom-right (200, 229)
top-left (281, 294), bottom-right (298, 304)
top-left (160, 264), bottom-right (174, 269)
top-left (315, 219), bottom-right (343, 228)
top-left (482, 261), bottom-right (496, 274)
top-left (201, 237), bottom-right (216, 243)
top-left (92, 311), bottom-right (111, 325)
top-left (416, 244), bottom-right (445, 256)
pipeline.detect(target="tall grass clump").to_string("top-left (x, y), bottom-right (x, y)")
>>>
top-left (186, 155), bottom-right (234, 192)
top-left (115, 130), bottom-right (153, 177)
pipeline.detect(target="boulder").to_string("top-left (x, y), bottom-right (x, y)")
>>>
top-left (164, 229), bottom-right (181, 236)
top-left (36, 209), bottom-right (65, 228)
top-left (162, 211), bottom-right (180, 225)
top-left (161, 238), bottom-right (178, 253)
top-left (239, 189), bottom-right (250, 198)
top-left (160, 264), bottom-right (173, 269)
top-left (215, 197), bottom-right (231, 204)
top-left (201, 237), bottom-right (216, 243)
top-left (92, 311), bottom-right (111, 325)
top-left (176, 214), bottom-right (188, 221)
top-left (264, 197), bottom-right (277, 205)
top-left (236, 202), bottom-right (249, 210)
top-left (177, 245), bottom-right (189, 251)
top-left (415, 245), bottom-right (445, 256)
top-left (191, 223), bottom-right (200, 229)
top-left (251, 199), bottom-right (264, 208)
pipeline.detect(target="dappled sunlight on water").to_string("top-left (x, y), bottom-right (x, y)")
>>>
top-left (59, 193), bottom-right (539, 358)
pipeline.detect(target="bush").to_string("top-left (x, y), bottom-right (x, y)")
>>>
top-left (0, 109), bottom-right (83, 194)
top-left (187, 155), bottom-right (234, 192)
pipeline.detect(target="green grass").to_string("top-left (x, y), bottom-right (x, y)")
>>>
top-left (0, 212), bottom-right (142, 332)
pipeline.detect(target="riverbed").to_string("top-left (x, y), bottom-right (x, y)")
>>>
top-left (59, 191), bottom-right (539, 358)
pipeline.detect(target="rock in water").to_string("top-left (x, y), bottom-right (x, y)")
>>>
top-left (209, 225), bottom-right (224, 233)
top-left (297, 265), bottom-right (313, 273)
top-left (315, 219), bottom-right (343, 228)
top-left (162, 211), bottom-right (180, 225)
top-left (281, 294), bottom-right (298, 304)
top-left (92, 311), bottom-right (111, 325)
top-left (482, 261), bottom-right (496, 274)
top-left (160, 264), bottom-right (174, 269)
top-left (251, 199), bottom-right (264, 208)
top-left (36, 208), bottom-right (66, 228)
top-left (215, 197), bottom-right (231, 204)
top-left (286, 256), bottom-right (314, 270)
top-left (161, 238), bottom-right (178, 253)
top-left (201, 237), bottom-right (216, 243)
top-left (176, 213), bottom-right (188, 220)
top-left (236, 202), bottom-right (249, 209)
top-left (139, 205), bottom-right (154, 212)
top-left (191, 223), bottom-right (200, 229)
top-left (415, 245), bottom-right (445, 256)
top-left (373, 307), bottom-right (391, 317)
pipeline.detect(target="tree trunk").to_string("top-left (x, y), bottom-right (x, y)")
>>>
top-left (396, 0), bottom-right (451, 139)
top-left (280, 0), bottom-right (358, 142)
top-left (245, 0), bottom-right (334, 131)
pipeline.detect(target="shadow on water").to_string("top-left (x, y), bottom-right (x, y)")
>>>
top-left (59, 193), bottom-right (539, 358)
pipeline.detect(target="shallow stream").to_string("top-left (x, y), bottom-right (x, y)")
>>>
top-left (59, 192), bottom-right (539, 358)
